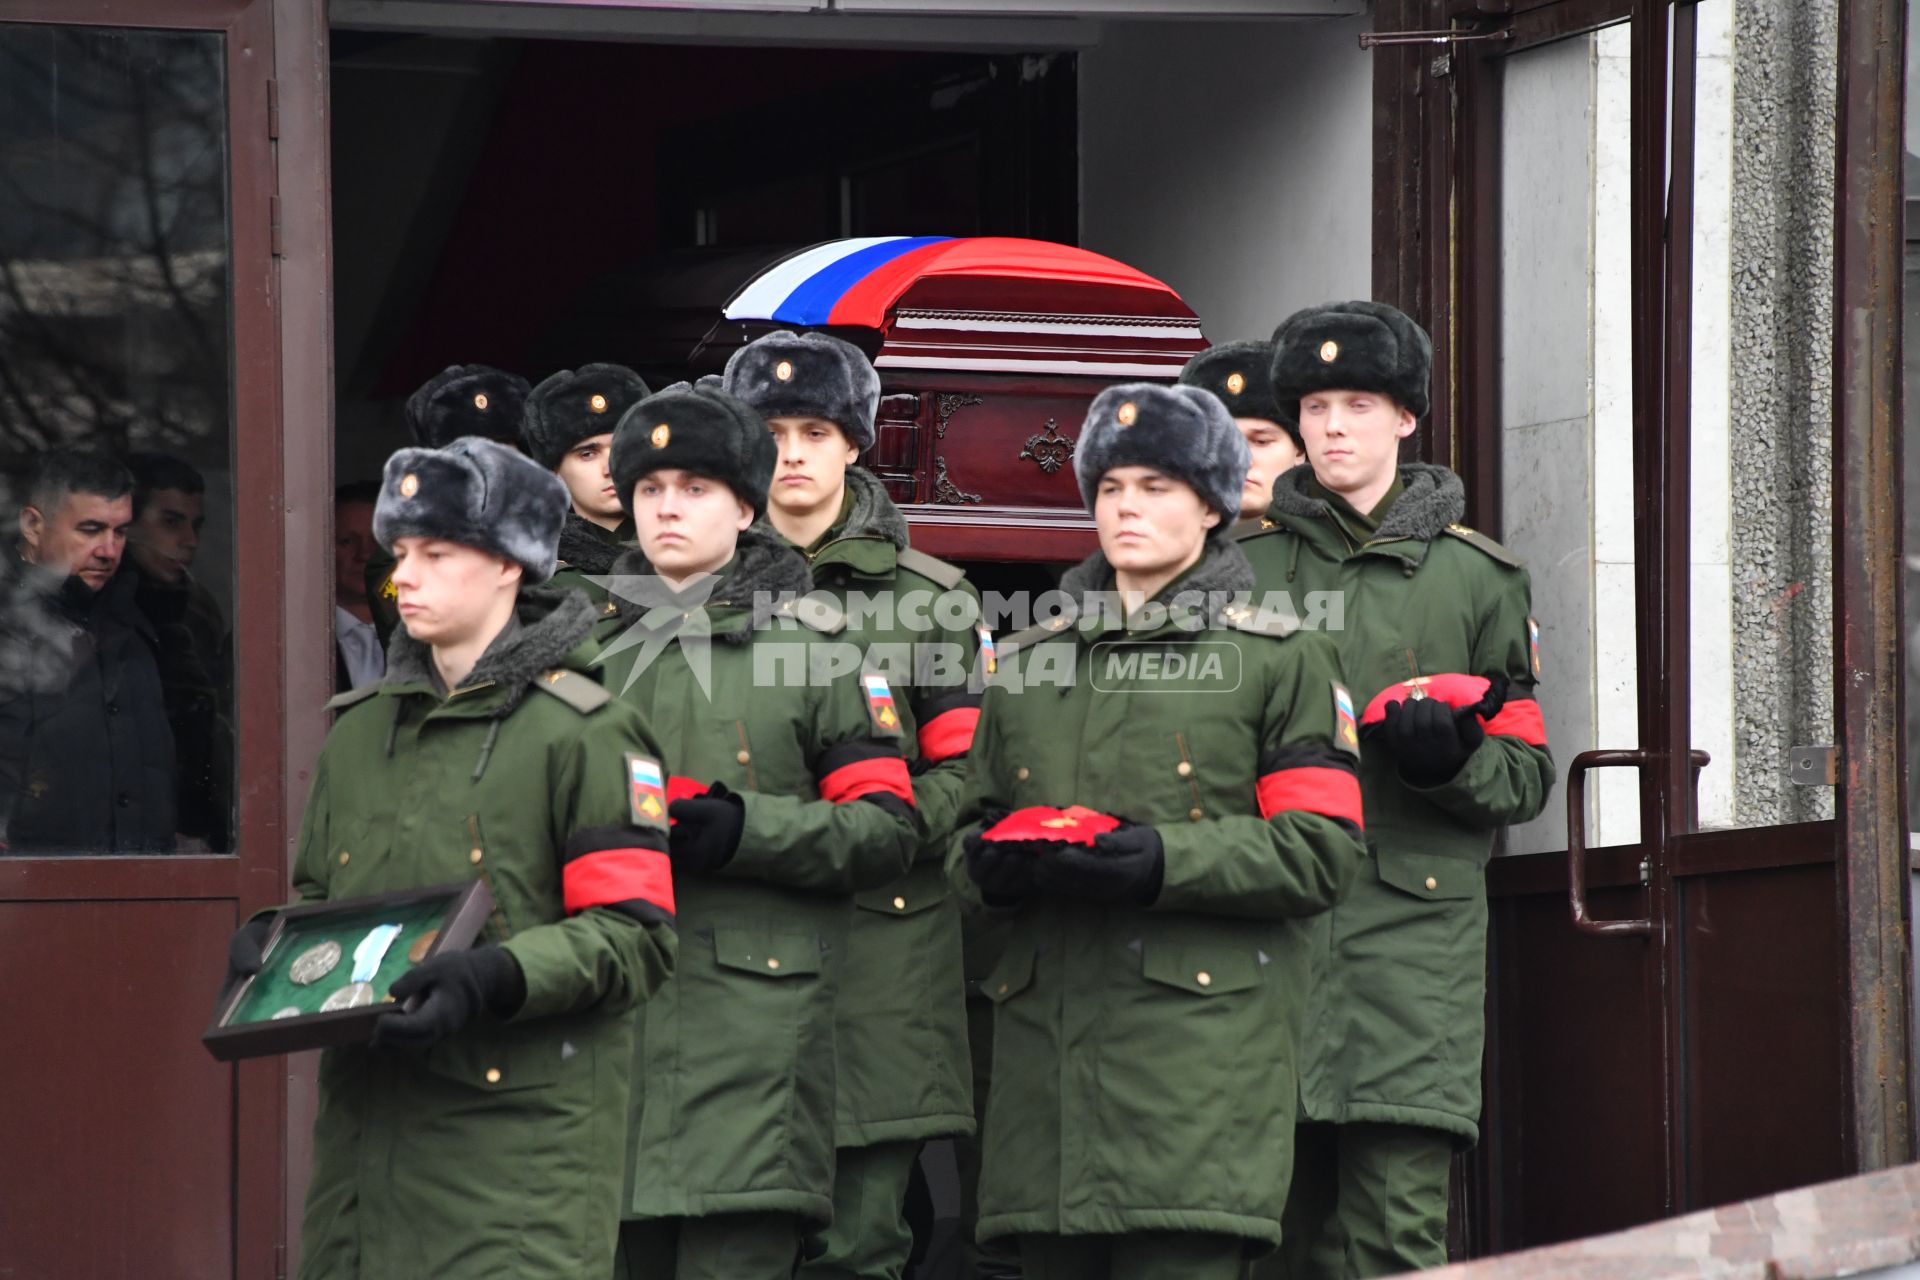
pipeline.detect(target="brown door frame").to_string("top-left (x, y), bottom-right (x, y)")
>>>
top-left (1372, 0), bottom-right (1914, 1236)
top-left (0, 0), bottom-right (290, 1274)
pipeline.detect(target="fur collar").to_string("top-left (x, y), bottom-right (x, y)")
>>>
top-left (835, 467), bottom-right (911, 549)
top-left (1058, 534), bottom-right (1257, 615)
top-left (604, 525), bottom-right (814, 629)
top-left (1268, 462), bottom-right (1465, 542)
top-left (384, 585), bottom-right (596, 714)
top-left (555, 512), bottom-right (623, 577)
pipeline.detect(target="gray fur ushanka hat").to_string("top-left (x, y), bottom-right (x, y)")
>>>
top-left (611, 385), bottom-right (779, 519)
top-left (1178, 339), bottom-right (1301, 448)
top-left (374, 436), bottom-right (570, 583)
top-left (405, 364), bottom-right (532, 448)
top-left (721, 329), bottom-right (880, 450)
top-left (1269, 301), bottom-right (1433, 426)
top-left (520, 364), bottom-right (652, 470)
top-left (1072, 383), bottom-right (1251, 522)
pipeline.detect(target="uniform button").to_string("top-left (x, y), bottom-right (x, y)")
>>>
top-left (1176, 762), bottom-right (1193, 778)
top-left (1425, 876), bottom-right (1438, 891)
top-left (997, 983), bottom-right (1010, 996)
top-left (736, 750), bottom-right (751, 765)
top-left (116, 792), bottom-right (130, 808)
top-left (766, 957), bottom-right (781, 971)
top-left (338, 850), bottom-right (350, 866)
top-left (1188, 807), bottom-right (1204, 822)
top-left (1016, 767), bottom-right (1030, 781)
top-left (484, 1067), bottom-right (502, 1084)
top-left (893, 896), bottom-right (907, 911)
top-left (470, 848), bottom-right (484, 865)
top-left (105, 702), bottom-right (118, 716)
top-left (1196, 971), bottom-right (1212, 987)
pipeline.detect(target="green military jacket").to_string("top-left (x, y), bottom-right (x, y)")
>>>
top-left (781, 467), bottom-right (981, 1148)
top-left (1239, 463), bottom-right (1554, 1143)
top-left (549, 510), bottom-right (633, 613)
top-left (593, 528), bottom-right (921, 1227)
top-left (293, 587), bottom-right (678, 1280)
top-left (949, 539), bottom-right (1367, 1251)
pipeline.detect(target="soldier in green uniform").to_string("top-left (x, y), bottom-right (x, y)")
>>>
top-left (596, 383), bottom-right (922, 1280)
top-left (1178, 338), bottom-right (1305, 529)
top-left (366, 364), bottom-right (532, 647)
top-left (1238, 302), bottom-right (1554, 1278)
top-left (521, 363), bottom-right (650, 611)
top-left (723, 330), bottom-right (980, 1280)
top-left (221, 435), bottom-right (678, 1278)
top-left (951, 383), bottom-right (1369, 1280)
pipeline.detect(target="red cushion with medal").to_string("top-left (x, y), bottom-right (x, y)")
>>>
top-left (1358, 673), bottom-right (1491, 726)
top-left (666, 776), bottom-right (710, 826)
top-left (982, 805), bottom-right (1122, 847)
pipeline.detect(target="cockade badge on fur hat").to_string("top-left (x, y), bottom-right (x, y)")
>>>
top-left (405, 365), bottom-right (532, 448)
top-left (610, 385), bottom-right (779, 518)
top-left (1269, 301), bottom-right (1433, 427)
top-left (722, 329), bottom-right (881, 450)
top-left (373, 436), bottom-right (570, 583)
top-left (1072, 383), bottom-right (1251, 521)
top-left (1178, 340), bottom-right (1299, 447)
top-left (521, 364), bottom-right (652, 470)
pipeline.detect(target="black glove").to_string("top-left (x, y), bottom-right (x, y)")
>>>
top-left (963, 811), bottom-right (1038, 904)
top-left (216, 917), bottom-right (274, 1006)
top-left (668, 781), bottom-right (745, 874)
top-left (1034, 822), bottom-right (1165, 907)
top-left (908, 754), bottom-right (942, 778)
top-left (371, 945), bottom-right (527, 1053)
top-left (1380, 694), bottom-right (1485, 787)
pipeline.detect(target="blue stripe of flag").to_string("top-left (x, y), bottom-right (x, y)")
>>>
top-left (772, 236), bottom-right (954, 325)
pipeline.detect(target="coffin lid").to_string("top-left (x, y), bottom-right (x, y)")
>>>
top-left (708, 236), bottom-right (1207, 379)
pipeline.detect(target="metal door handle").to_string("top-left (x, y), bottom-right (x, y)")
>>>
top-left (1566, 748), bottom-right (1709, 937)
top-left (1567, 749), bottom-right (1654, 936)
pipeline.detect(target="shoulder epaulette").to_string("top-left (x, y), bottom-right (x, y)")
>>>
top-left (324, 684), bottom-right (381, 713)
top-left (1439, 522), bottom-right (1526, 569)
top-left (533, 668), bottom-right (612, 714)
top-left (776, 594), bottom-right (847, 635)
top-left (998, 614), bottom-right (1075, 658)
top-left (1231, 516), bottom-right (1282, 543)
top-left (895, 546), bottom-right (966, 590)
top-left (1215, 600), bottom-right (1299, 640)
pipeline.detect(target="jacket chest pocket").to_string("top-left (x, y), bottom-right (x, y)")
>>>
top-left (1141, 944), bottom-right (1262, 997)
top-left (982, 935), bottom-right (1036, 1004)
top-left (1376, 849), bottom-right (1482, 901)
top-left (714, 929), bottom-right (824, 981)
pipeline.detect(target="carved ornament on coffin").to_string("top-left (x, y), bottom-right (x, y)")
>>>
top-left (1017, 418), bottom-right (1074, 475)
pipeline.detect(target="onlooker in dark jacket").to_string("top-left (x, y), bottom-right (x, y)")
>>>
top-left (0, 449), bottom-right (175, 853)
top-left (333, 481), bottom-right (385, 692)
top-left (127, 452), bottom-right (232, 849)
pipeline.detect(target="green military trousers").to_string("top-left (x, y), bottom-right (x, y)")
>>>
top-left (1017, 1233), bottom-right (1245, 1280)
top-left (616, 1213), bottom-right (803, 1280)
top-left (800, 1140), bottom-right (921, 1280)
top-left (1264, 1121), bottom-right (1453, 1279)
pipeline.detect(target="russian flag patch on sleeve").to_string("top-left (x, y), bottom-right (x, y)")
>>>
top-left (864, 673), bottom-right (903, 738)
top-left (626, 753), bottom-right (669, 831)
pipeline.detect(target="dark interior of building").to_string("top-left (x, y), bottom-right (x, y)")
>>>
top-left (328, 32), bottom-right (1080, 486)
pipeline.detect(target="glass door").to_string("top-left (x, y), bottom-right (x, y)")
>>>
top-left (0, 4), bottom-right (286, 1276)
top-left (1444, 0), bottom-right (1849, 1253)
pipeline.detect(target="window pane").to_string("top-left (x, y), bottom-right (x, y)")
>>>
top-left (1496, 23), bottom-right (1641, 855)
top-left (0, 26), bottom-right (234, 855)
top-left (1686, 0), bottom-right (1836, 830)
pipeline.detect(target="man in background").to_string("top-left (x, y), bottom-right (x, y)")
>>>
top-left (126, 452), bottom-right (231, 848)
top-left (0, 448), bottom-right (174, 852)
top-left (333, 481), bottom-right (384, 691)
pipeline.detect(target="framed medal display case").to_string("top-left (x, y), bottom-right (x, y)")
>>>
top-left (203, 881), bottom-right (495, 1061)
